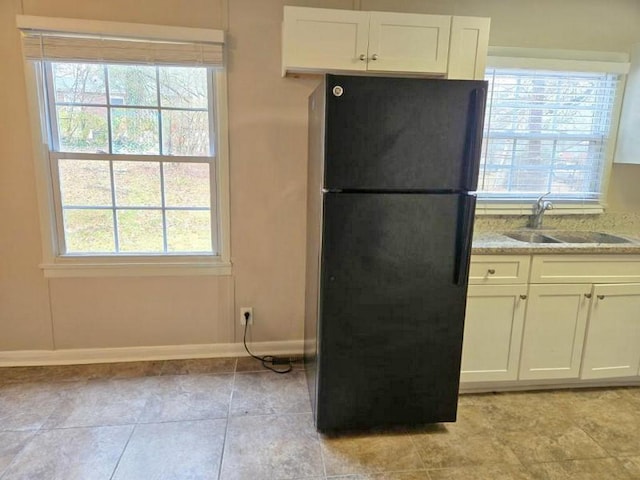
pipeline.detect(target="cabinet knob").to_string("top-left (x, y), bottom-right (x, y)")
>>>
top-left (487, 269), bottom-right (496, 275)
top-left (359, 54), bottom-right (366, 61)
top-left (597, 295), bottom-right (605, 300)
top-left (371, 53), bottom-right (379, 61)
top-left (520, 294), bottom-right (527, 300)
top-left (584, 293), bottom-right (592, 299)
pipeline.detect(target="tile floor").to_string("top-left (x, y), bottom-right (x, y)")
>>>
top-left (1, 358), bottom-right (640, 479)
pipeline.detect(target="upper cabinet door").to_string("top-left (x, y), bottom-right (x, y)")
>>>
top-left (282, 7), bottom-right (370, 74)
top-left (367, 12), bottom-right (451, 75)
top-left (447, 16), bottom-right (491, 80)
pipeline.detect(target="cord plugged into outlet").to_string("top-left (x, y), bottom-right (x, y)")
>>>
top-left (241, 306), bottom-right (292, 374)
top-left (240, 307), bottom-right (253, 325)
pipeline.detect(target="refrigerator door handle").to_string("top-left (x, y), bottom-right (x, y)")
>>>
top-left (463, 87), bottom-right (487, 191)
top-left (454, 195), bottom-right (477, 286)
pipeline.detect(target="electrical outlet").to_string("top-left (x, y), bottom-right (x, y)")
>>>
top-left (240, 307), bottom-right (253, 325)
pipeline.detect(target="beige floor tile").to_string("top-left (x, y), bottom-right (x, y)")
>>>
top-left (525, 458), bottom-right (634, 480)
top-left (1, 425), bottom-right (133, 480)
top-left (565, 406), bottom-right (640, 457)
top-left (220, 413), bottom-right (323, 480)
top-left (230, 370), bottom-right (311, 416)
top-left (161, 357), bottom-right (236, 375)
top-left (469, 391), bottom-right (575, 434)
top-left (0, 366), bottom-right (55, 385)
top-left (321, 431), bottom-right (425, 476)
top-left (112, 419), bottom-right (226, 480)
top-left (0, 381), bottom-right (71, 431)
top-left (43, 377), bottom-right (154, 428)
top-left (326, 472), bottom-right (430, 479)
top-left (138, 374), bottom-right (233, 423)
top-left (0, 362), bottom-right (164, 384)
top-left (411, 430), bottom-right (521, 469)
top-left (618, 456), bottom-right (640, 477)
top-left (428, 463), bottom-right (535, 480)
top-left (0, 431), bottom-right (35, 476)
top-left (502, 426), bottom-right (608, 464)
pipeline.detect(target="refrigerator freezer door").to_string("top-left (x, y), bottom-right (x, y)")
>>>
top-left (324, 75), bottom-right (486, 192)
top-left (315, 192), bottom-right (472, 432)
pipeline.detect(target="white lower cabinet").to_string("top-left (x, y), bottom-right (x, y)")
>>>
top-left (461, 284), bottom-right (527, 382)
top-left (463, 254), bottom-right (640, 389)
top-left (581, 283), bottom-right (640, 380)
top-left (519, 284), bottom-right (591, 380)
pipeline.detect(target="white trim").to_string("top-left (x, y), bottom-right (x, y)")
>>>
top-left (487, 46), bottom-right (630, 73)
top-left (0, 341), bottom-right (304, 367)
top-left (213, 69), bottom-right (231, 265)
top-left (40, 261), bottom-right (232, 278)
top-left (460, 377), bottom-right (640, 394)
top-left (16, 15), bottom-right (225, 44)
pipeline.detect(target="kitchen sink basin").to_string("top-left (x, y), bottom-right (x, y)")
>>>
top-left (505, 232), bottom-right (562, 243)
top-left (547, 231), bottom-right (631, 244)
top-left (504, 230), bottom-right (631, 244)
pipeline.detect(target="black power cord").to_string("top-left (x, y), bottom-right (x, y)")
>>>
top-left (242, 311), bottom-right (292, 374)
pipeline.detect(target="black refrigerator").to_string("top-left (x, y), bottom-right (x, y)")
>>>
top-left (304, 74), bottom-right (487, 433)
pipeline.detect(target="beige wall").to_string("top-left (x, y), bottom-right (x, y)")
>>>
top-left (1, 0), bottom-right (640, 353)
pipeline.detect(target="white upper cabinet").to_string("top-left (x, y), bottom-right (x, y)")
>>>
top-left (366, 11), bottom-right (450, 74)
top-left (282, 7), bottom-right (370, 74)
top-left (282, 7), bottom-right (490, 79)
top-left (615, 44), bottom-right (640, 164)
top-left (447, 16), bottom-right (491, 80)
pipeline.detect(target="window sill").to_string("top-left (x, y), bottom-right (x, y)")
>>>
top-left (40, 259), bottom-right (232, 278)
top-left (475, 203), bottom-right (605, 216)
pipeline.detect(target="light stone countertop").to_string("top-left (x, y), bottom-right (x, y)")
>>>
top-left (472, 230), bottom-right (640, 255)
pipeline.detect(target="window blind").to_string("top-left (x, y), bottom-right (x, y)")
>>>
top-left (21, 33), bottom-right (223, 67)
top-left (478, 68), bottom-right (621, 203)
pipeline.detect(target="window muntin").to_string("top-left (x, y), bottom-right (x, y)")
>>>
top-left (479, 68), bottom-right (621, 203)
top-left (45, 61), bottom-right (217, 255)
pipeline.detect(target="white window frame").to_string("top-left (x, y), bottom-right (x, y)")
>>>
top-left (19, 17), bottom-right (231, 277)
top-left (475, 47), bottom-right (629, 216)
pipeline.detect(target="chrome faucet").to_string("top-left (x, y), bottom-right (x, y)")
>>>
top-left (528, 192), bottom-right (553, 229)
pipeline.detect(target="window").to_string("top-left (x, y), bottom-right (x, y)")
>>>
top-left (47, 62), bottom-right (215, 255)
top-left (18, 17), bottom-right (230, 276)
top-left (477, 48), bottom-right (629, 212)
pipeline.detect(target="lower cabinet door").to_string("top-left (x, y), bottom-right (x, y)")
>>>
top-left (581, 283), bottom-right (640, 380)
top-left (461, 284), bottom-right (527, 383)
top-left (519, 284), bottom-right (591, 380)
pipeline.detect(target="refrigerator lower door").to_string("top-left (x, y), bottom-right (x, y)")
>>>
top-left (315, 192), bottom-right (472, 432)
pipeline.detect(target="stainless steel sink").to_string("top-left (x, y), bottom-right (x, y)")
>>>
top-left (548, 231), bottom-right (631, 244)
top-left (504, 230), bottom-right (631, 244)
top-left (505, 232), bottom-right (562, 243)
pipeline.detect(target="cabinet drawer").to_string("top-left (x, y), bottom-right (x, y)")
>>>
top-left (469, 255), bottom-right (530, 284)
top-left (531, 255), bottom-right (640, 284)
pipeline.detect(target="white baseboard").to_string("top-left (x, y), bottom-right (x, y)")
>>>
top-left (0, 340), bottom-right (304, 367)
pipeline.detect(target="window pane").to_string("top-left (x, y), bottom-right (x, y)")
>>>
top-left (163, 163), bottom-right (210, 207)
top-left (111, 108), bottom-right (159, 154)
top-left (114, 161), bottom-right (161, 207)
top-left (64, 209), bottom-right (115, 253)
top-left (108, 65), bottom-right (158, 107)
top-left (56, 106), bottom-right (108, 153)
top-left (166, 210), bottom-right (212, 253)
top-left (59, 159), bottom-right (112, 206)
top-left (117, 209), bottom-right (164, 253)
top-left (479, 68), bottom-right (620, 201)
top-left (52, 63), bottom-right (105, 104)
top-left (159, 67), bottom-right (208, 108)
top-left (162, 110), bottom-right (210, 156)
